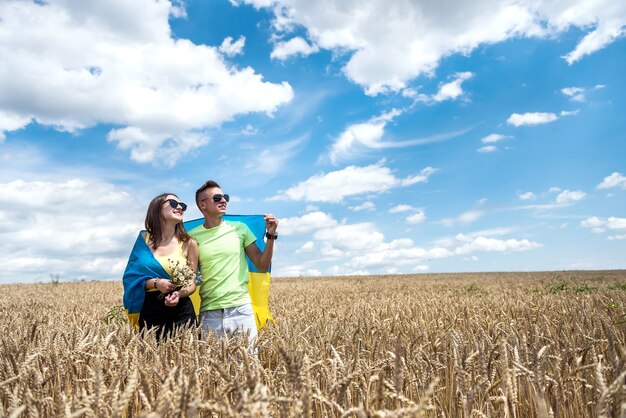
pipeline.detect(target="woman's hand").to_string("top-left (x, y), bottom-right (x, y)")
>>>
top-left (164, 291), bottom-right (180, 307)
top-left (156, 278), bottom-right (175, 294)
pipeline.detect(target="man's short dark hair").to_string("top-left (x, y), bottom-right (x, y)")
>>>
top-left (195, 180), bottom-right (221, 204)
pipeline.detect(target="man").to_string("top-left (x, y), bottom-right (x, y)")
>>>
top-left (189, 180), bottom-right (278, 342)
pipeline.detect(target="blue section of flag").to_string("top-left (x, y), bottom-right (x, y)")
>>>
top-left (183, 215), bottom-right (268, 273)
top-left (122, 233), bottom-right (172, 315)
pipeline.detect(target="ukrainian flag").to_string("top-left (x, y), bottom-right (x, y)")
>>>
top-left (122, 214), bottom-right (274, 330)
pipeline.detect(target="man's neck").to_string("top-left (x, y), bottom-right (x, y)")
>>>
top-left (203, 215), bottom-right (223, 229)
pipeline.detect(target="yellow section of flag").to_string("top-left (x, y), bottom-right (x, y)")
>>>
top-left (189, 271), bottom-right (273, 330)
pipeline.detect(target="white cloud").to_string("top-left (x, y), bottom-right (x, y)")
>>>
top-left (518, 191), bottom-right (536, 201)
top-left (274, 265), bottom-right (323, 277)
top-left (581, 216), bottom-right (603, 229)
top-left (170, 0), bottom-right (187, 18)
top-left (400, 167), bottom-right (439, 186)
top-left (329, 109), bottom-right (464, 163)
top-left (389, 204), bottom-right (426, 224)
top-left (237, 0), bottom-right (626, 94)
top-left (389, 204), bottom-right (413, 213)
top-left (0, 0), bottom-right (293, 164)
top-left (597, 172), bottom-right (626, 190)
top-left (0, 111), bottom-right (31, 142)
top-left (580, 216), bottom-right (626, 241)
top-left (0, 178), bottom-right (144, 282)
top-left (555, 189), bottom-right (586, 204)
top-left (341, 228), bottom-right (541, 268)
top-left (581, 216), bottom-right (626, 239)
top-left (325, 266), bottom-right (370, 276)
top-left (406, 210), bottom-right (426, 225)
top-left (241, 124), bottom-right (259, 136)
top-left (442, 209), bottom-right (484, 226)
top-left (270, 36), bottom-right (319, 60)
top-left (560, 109), bottom-right (580, 117)
top-left (409, 72), bottom-right (474, 103)
top-left (561, 11), bottom-right (626, 64)
top-left (274, 163), bottom-right (437, 202)
top-left (219, 36), bottom-right (246, 56)
top-left (463, 227), bottom-right (519, 239)
top-left (481, 134), bottom-right (510, 144)
top-left (280, 211), bottom-right (338, 235)
top-left (517, 186), bottom-right (587, 210)
top-left (350, 245), bottom-right (451, 269)
top-left (349, 201), bottom-right (375, 211)
top-left (329, 109), bottom-right (471, 163)
top-left (432, 72), bottom-right (473, 102)
top-left (478, 146), bottom-right (497, 153)
top-left (329, 112), bottom-right (390, 163)
top-left (435, 227), bottom-right (519, 247)
top-left (455, 237), bottom-right (543, 255)
top-left (517, 202), bottom-right (570, 211)
top-left (296, 241), bottom-right (315, 253)
top-left (607, 217), bottom-right (626, 230)
top-left (108, 128), bottom-right (210, 166)
top-left (287, 217), bottom-right (541, 274)
top-left (320, 243), bottom-right (344, 258)
top-left (507, 112), bottom-right (558, 127)
top-left (310, 222), bottom-right (447, 270)
top-left (458, 210), bottom-right (484, 223)
top-left (315, 223), bottom-right (385, 252)
top-left (561, 86), bottom-right (586, 102)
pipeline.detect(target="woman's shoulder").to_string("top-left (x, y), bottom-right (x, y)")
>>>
top-left (182, 236), bottom-right (198, 251)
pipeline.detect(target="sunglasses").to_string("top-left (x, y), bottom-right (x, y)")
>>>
top-left (202, 194), bottom-right (230, 203)
top-left (165, 199), bottom-right (187, 211)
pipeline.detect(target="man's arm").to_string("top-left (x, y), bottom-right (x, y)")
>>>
top-left (245, 240), bottom-right (274, 272)
top-left (244, 214), bottom-right (278, 272)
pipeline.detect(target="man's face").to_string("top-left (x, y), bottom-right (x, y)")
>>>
top-left (199, 187), bottom-right (228, 216)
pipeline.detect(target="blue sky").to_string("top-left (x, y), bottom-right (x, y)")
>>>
top-left (0, 0), bottom-right (625, 282)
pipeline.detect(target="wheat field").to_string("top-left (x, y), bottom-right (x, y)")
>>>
top-left (1, 270), bottom-right (625, 417)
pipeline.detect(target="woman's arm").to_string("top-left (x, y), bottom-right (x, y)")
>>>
top-left (180, 238), bottom-right (198, 297)
top-left (141, 231), bottom-right (175, 293)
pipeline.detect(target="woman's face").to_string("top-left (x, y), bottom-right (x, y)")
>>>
top-left (160, 194), bottom-right (186, 224)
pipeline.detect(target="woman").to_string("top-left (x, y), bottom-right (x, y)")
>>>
top-left (123, 193), bottom-right (198, 339)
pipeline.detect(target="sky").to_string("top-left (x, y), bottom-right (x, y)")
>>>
top-left (0, 0), bottom-right (625, 283)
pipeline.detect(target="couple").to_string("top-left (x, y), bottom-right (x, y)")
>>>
top-left (122, 179), bottom-right (278, 342)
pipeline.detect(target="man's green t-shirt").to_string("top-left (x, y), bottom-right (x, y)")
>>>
top-left (189, 220), bottom-right (257, 311)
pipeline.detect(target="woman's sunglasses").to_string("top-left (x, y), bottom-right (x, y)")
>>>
top-left (165, 199), bottom-right (187, 211)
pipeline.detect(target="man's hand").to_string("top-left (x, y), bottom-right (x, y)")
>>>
top-left (164, 291), bottom-right (180, 307)
top-left (264, 214), bottom-right (279, 235)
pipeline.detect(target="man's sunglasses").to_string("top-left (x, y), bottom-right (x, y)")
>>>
top-left (165, 199), bottom-right (187, 211)
top-left (202, 194), bottom-right (230, 203)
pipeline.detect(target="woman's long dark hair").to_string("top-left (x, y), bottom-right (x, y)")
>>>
top-left (144, 193), bottom-right (191, 249)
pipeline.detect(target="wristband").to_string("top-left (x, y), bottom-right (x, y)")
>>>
top-left (153, 278), bottom-right (158, 289)
top-left (265, 232), bottom-right (278, 240)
